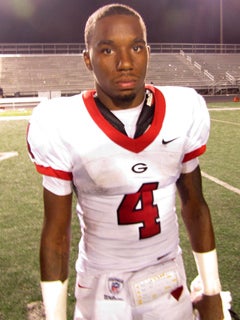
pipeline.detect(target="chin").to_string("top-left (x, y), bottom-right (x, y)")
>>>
top-left (114, 92), bottom-right (136, 103)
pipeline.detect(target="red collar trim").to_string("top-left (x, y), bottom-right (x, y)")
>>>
top-left (82, 85), bottom-right (165, 153)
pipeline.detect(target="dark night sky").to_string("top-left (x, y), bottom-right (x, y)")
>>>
top-left (0, 0), bottom-right (239, 44)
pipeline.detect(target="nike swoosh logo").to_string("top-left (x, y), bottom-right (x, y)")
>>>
top-left (162, 138), bottom-right (178, 145)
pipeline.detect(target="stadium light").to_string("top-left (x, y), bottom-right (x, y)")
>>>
top-left (220, 0), bottom-right (223, 50)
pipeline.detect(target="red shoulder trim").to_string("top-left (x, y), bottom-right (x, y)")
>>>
top-left (35, 164), bottom-right (73, 181)
top-left (182, 145), bottom-right (206, 163)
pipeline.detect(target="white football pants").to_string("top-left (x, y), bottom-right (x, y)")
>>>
top-left (74, 254), bottom-right (193, 320)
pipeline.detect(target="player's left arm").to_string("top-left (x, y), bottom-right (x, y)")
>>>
top-left (176, 165), bottom-right (224, 320)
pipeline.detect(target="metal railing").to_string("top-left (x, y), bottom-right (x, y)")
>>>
top-left (0, 43), bottom-right (240, 55)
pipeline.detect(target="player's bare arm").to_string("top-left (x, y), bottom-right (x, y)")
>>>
top-left (177, 166), bottom-right (224, 320)
top-left (40, 188), bottom-right (72, 282)
top-left (176, 165), bottom-right (215, 253)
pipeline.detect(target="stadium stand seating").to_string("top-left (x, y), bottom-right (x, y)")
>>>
top-left (0, 51), bottom-right (239, 97)
top-left (0, 54), bottom-right (94, 96)
top-left (146, 53), bottom-right (213, 88)
top-left (188, 54), bottom-right (240, 85)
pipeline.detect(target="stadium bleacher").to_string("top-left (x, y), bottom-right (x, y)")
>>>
top-left (0, 43), bottom-right (239, 98)
top-left (146, 53), bottom-right (214, 88)
top-left (188, 53), bottom-right (240, 84)
top-left (0, 54), bottom-right (94, 97)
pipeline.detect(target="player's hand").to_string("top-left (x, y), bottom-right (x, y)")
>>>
top-left (192, 293), bottom-right (224, 320)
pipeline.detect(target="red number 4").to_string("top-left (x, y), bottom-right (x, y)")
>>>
top-left (117, 183), bottom-right (161, 239)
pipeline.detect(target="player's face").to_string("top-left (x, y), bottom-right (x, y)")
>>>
top-left (84, 14), bottom-right (150, 110)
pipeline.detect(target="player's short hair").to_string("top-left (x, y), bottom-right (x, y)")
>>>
top-left (84, 3), bottom-right (147, 49)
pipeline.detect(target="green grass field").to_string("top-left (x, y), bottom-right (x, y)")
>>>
top-left (0, 101), bottom-right (239, 319)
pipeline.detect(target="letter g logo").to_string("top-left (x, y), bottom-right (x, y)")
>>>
top-left (132, 163), bottom-right (148, 173)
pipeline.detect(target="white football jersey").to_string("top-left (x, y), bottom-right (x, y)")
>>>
top-left (27, 85), bottom-right (210, 275)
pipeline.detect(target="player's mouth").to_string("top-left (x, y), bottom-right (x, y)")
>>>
top-left (115, 79), bottom-right (137, 89)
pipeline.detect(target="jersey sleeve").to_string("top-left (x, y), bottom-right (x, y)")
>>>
top-left (181, 158), bottom-right (199, 174)
top-left (42, 175), bottom-right (72, 195)
top-left (181, 91), bottom-right (210, 172)
top-left (27, 99), bottom-right (73, 194)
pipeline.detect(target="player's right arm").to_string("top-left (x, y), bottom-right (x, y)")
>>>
top-left (40, 187), bottom-right (72, 320)
top-left (41, 187), bottom-right (72, 281)
top-left (26, 97), bottom-right (74, 319)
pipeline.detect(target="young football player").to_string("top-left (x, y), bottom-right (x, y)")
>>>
top-left (27, 3), bottom-right (224, 319)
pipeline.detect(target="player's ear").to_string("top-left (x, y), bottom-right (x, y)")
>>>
top-left (83, 50), bottom-right (93, 71)
top-left (146, 45), bottom-right (151, 66)
top-left (147, 45), bottom-right (151, 56)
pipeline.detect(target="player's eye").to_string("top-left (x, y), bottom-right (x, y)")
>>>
top-left (102, 48), bottom-right (113, 55)
top-left (133, 45), bottom-right (143, 53)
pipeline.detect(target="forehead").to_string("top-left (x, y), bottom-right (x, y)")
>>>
top-left (90, 14), bottom-right (146, 46)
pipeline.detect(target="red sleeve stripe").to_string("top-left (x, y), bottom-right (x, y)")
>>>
top-left (182, 145), bottom-right (206, 163)
top-left (35, 164), bottom-right (73, 181)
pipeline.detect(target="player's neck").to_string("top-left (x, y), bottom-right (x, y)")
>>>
top-left (95, 87), bottom-right (146, 111)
